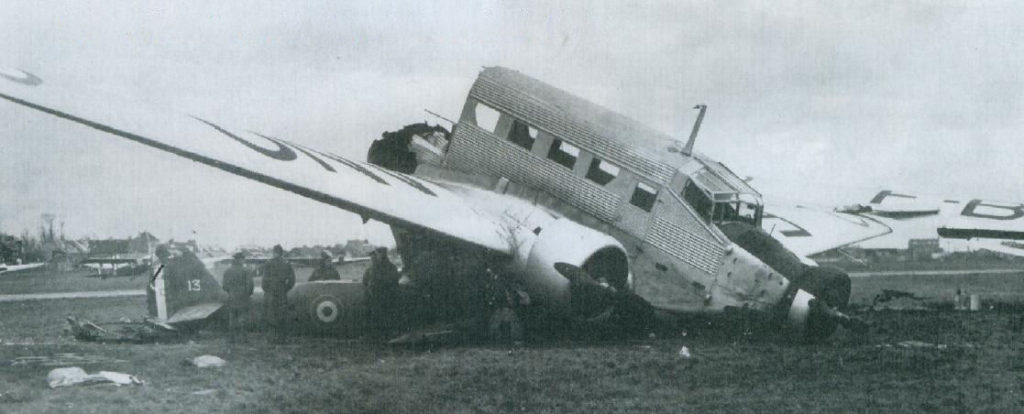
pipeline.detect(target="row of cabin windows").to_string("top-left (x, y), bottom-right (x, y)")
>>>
top-left (473, 102), bottom-right (657, 212)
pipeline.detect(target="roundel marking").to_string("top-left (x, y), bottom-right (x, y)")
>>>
top-left (313, 296), bottom-right (340, 323)
top-left (0, 68), bottom-right (43, 86)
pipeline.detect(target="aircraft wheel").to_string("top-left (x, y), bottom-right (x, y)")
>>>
top-left (790, 266), bottom-right (852, 341)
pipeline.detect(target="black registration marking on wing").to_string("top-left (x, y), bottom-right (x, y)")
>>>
top-left (249, 133), bottom-right (336, 172)
top-left (0, 69), bottom-right (43, 86)
top-left (194, 117), bottom-right (297, 161)
top-left (762, 213), bottom-right (812, 237)
top-left (312, 149), bottom-right (390, 185)
top-left (0, 91), bottom-right (427, 233)
top-left (366, 164), bottom-right (437, 197)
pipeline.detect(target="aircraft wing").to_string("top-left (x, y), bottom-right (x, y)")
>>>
top-left (762, 204), bottom-right (892, 258)
top-left (937, 216), bottom-right (1024, 241)
top-left (0, 68), bottom-right (511, 255)
top-left (0, 262), bottom-right (45, 275)
top-left (968, 239), bottom-right (1024, 258)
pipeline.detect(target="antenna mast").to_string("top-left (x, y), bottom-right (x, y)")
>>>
top-left (682, 104), bottom-right (707, 156)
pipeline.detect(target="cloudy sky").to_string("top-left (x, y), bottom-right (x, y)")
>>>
top-left (2, 1), bottom-right (1022, 249)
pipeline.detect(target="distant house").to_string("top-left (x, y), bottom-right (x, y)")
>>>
top-left (908, 238), bottom-right (941, 261)
top-left (343, 239), bottom-right (376, 258)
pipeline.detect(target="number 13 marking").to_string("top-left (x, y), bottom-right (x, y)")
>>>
top-left (187, 279), bottom-right (201, 291)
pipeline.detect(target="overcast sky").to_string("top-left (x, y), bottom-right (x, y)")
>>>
top-left (2, 1), bottom-right (1023, 249)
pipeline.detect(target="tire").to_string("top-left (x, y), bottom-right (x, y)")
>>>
top-left (794, 266), bottom-right (852, 341)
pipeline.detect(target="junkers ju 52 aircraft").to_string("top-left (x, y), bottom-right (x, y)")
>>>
top-left (0, 66), bottom-right (872, 340)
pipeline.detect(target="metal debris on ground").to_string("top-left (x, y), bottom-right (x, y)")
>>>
top-left (897, 340), bottom-right (948, 350)
top-left (12, 353), bottom-right (127, 367)
top-left (678, 346), bottom-right (692, 359)
top-left (46, 367), bottom-right (143, 388)
top-left (66, 316), bottom-right (179, 343)
top-left (187, 355), bottom-right (227, 368)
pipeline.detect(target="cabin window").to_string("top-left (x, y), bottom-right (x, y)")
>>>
top-left (585, 158), bottom-right (620, 185)
top-left (630, 181), bottom-right (657, 212)
top-left (547, 139), bottom-right (580, 169)
top-left (474, 103), bottom-right (501, 134)
top-left (682, 181), bottom-right (713, 221)
top-left (507, 119), bottom-right (537, 150)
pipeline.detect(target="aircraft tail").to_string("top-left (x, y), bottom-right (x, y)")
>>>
top-left (148, 256), bottom-right (226, 323)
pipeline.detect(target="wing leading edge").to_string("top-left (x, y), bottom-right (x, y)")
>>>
top-left (0, 68), bottom-right (512, 255)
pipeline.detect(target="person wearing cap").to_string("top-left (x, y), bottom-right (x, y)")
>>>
top-left (260, 244), bottom-right (295, 337)
top-left (222, 252), bottom-right (255, 341)
top-left (363, 247), bottom-right (400, 337)
top-left (308, 251), bottom-right (341, 282)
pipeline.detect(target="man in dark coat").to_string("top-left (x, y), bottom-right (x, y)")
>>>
top-left (260, 244), bottom-right (295, 337)
top-left (222, 252), bottom-right (255, 341)
top-left (308, 251), bottom-right (341, 281)
top-left (363, 247), bottom-right (400, 336)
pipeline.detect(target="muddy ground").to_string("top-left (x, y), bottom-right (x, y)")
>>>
top-left (0, 269), bottom-right (1022, 413)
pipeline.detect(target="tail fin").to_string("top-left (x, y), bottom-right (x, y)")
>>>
top-left (149, 255), bottom-right (226, 323)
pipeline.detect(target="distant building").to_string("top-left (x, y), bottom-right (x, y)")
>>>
top-left (343, 239), bottom-right (376, 258)
top-left (908, 238), bottom-right (941, 261)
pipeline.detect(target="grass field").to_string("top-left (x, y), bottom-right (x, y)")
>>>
top-left (1, 268), bottom-right (1023, 413)
top-left (849, 271), bottom-right (1024, 307)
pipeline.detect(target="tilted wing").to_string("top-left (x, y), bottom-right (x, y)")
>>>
top-left (870, 189), bottom-right (1024, 243)
top-left (762, 204), bottom-right (892, 258)
top-left (0, 68), bottom-right (511, 254)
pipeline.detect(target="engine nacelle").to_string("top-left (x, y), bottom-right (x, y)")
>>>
top-left (518, 218), bottom-right (630, 319)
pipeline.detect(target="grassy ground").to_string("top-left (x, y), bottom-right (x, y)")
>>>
top-left (850, 271), bottom-right (1024, 307)
top-left (2, 302), bottom-right (1022, 413)
top-left (1, 269), bottom-right (1022, 412)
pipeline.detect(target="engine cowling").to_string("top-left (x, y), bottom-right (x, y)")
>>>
top-left (517, 218), bottom-right (630, 319)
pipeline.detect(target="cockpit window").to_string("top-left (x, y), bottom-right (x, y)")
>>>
top-left (711, 201), bottom-right (761, 225)
top-left (682, 177), bottom-right (762, 225)
top-left (682, 180), bottom-right (713, 220)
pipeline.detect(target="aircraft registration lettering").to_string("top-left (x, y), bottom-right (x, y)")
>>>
top-left (763, 213), bottom-right (812, 237)
top-left (870, 190), bottom-right (916, 204)
top-left (194, 117), bottom-right (411, 190)
top-left (195, 117), bottom-right (298, 161)
top-left (187, 279), bottom-right (201, 292)
top-left (961, 199), bottom-right (1024, 221)
top-left (366, 164), bottom-right (437, 197)
top-left (874, 190), bottom-right (1022, 221)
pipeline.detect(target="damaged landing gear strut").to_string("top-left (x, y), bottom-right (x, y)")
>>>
top-left (786, 266), bottom-right (869, 340)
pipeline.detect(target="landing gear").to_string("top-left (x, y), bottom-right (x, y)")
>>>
top-left (791, 265), bottom-right (865, 340)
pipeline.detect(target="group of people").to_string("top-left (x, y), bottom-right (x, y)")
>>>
top-left (145, 242), bottom-right (553, 342)
top-left (147, 243), bottom-right (296, 341)
top-left (221, 244), bottom-right (295, 341)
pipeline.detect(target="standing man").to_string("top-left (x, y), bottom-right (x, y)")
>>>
top-left (222, 252), bottom-right (255, 342)
top-left (260, 244), bottom-right (295, 339)
top-left (363, 247), bottom-right (400, 337)
top-left (308, 251), bottom-right (341, 281)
